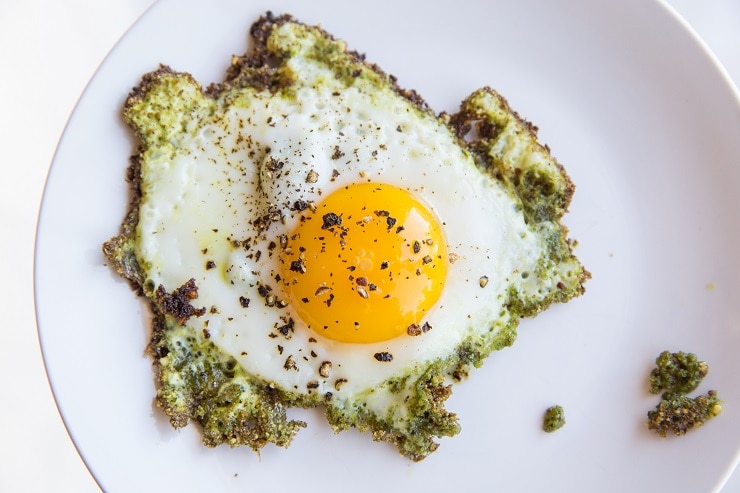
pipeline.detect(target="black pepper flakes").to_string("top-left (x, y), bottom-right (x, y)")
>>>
top-left (293, 199), bottom-right (309, 211)
top-left (413, 241), bottom-right (421, 254)
top-left (380, 261), bottom-right (389, 270)
top-left (205, 260), bottom-right (216, 270)
top-left (374, 352), bottom-right (393, 362)
top-left (155, 278), bottom-right (206, 325)
top-left (283, 355), bottom-right (298, 371)
top-left (315, 285), bottom-right (332, 297)
top-left (257, 284), bottom-right (272, 298)
top-left (276, 318), bottom-right (295, 337)
top-left (407, 323), bottom-right (422, 336)
top-left (319, 361), bottom-right (332, 378)
top-left (330, 146), bottom-right (345, 160)
top-left (321, 212), bottom-right (342, 230)
top-left (239, 296), bottom-right (251, 308)
top-left (306, 169), bottom-right (319, 183)
top-left (290, 259), bottom-right (307, 274)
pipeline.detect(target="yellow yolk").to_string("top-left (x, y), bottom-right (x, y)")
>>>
top-left (280, 183), bottom-right (448, 343)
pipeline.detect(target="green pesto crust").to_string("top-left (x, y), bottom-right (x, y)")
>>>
top-left (645, 351), bottom-right (722, 437)
top-left (543, 405), bottom-right (566, 433)
top-left (103, 12), bottom-right (588, 461)
top-left (649, 350), bottom-right (709, 397)
top-left (647, 391), bottom-right (722, 437)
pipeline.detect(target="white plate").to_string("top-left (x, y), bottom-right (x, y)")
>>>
top-left (35, 0), bottom-right (740, 491)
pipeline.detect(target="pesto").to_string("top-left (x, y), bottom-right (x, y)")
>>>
top-left (646, 351), bottom-right (722, 437)
top-left (151, 315), bottom-right (307, 450)
top-left (543, 405), bottom-right (566, 433)
top-left (647, 391), bottom-right (722, 437)
top-left (649, 350), bottom-right (709, 397)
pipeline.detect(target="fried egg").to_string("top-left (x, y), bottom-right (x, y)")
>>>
top-left (104, 13), bottom-right (588, 460)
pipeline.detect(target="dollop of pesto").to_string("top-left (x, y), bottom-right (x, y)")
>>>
top-left (649, 350), bottom-right (709, 397)
top-left (646, 351), bottom-right (722, 437)
top-left (647, 391), bottom-right (722, 437)
top-left (543, 405), bottom-right (565, 433)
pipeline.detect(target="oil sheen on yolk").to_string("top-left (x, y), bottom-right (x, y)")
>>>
top-left (280, 183), bottom-right (447, 344)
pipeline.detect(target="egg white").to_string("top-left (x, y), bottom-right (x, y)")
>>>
top-left (135, 48), bottom-right (541, 402)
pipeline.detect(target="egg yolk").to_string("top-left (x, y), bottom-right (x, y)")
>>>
top-left (280, 183), bottom-right (447, 344)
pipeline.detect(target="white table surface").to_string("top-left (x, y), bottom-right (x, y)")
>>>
top-left (2, 1), bottom-right (738, 491)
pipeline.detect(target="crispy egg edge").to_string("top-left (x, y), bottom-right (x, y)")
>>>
top-left (102, 12), bottom-right (589, 461)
